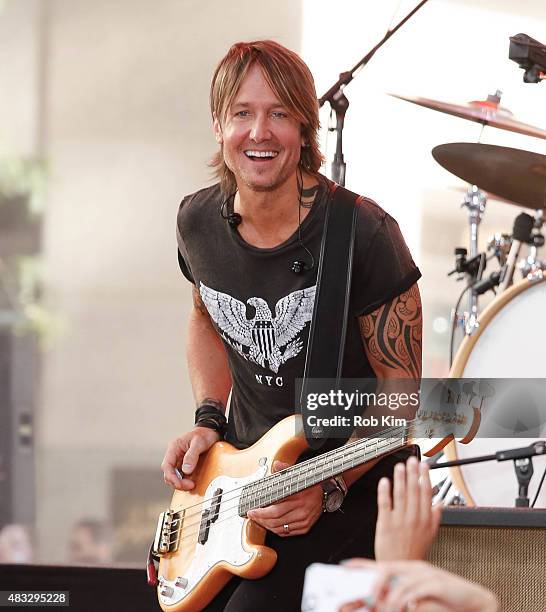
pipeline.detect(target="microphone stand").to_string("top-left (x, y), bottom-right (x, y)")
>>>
top-left (430, 441), bottom-right (546, 508)
top-left (318, 0), bottom-right (431, 186)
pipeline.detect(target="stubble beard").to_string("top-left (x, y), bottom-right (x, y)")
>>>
top-left (227, 152), bottom-right (298, 194)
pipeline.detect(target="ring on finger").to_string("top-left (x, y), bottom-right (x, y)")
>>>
top-left (283, 523), bottom-right (290, 534)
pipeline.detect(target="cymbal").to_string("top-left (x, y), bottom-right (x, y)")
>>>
top-left (432, 143), bottom-right (546, 210)
top-left (391, 93), bottom-right (546, 140)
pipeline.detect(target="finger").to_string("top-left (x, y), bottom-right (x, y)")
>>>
top-left (161, 440), bottom-right (189, 488)
top-left (272, 518), bottom-right (310, 536)
top-left (418, 461), bottom-right (433, 521)
top-left (181, 436), bottom-right (207, 475)
top-left (338, 599), bottom-right (367, 612)
top-left (248, 501), bottom-right (293, 521)
top-left (377, 477), bottom-right (392, 519)
top-left (161, 439), bottom-right (187, 472)
top-left (392, 462), bottom-right (407, 516)
top-left (371, 565), bottom-right (398, 604)
top-left (378, 563), bottom-right (434, 609)
top-left (267, 502), bottom-right (320, 534)
top-left (249, 506), bottom-right (302, 530)
top-left (431, 502), bottom-right (443, 536)
top-left (383, 576), bottom-right (428, 612)
top-left (405, 457), bottom-right (420, 524)
top-left (272, 460), bottom-right (290, 473)
top-left (162, 464), bottom-right (195, 491)
top-left (341, 558), bottom-right (375, 569)
top-left (371, 563), bottom-right (423, 605)
top-left (162, 471), bottom-right (195, 491)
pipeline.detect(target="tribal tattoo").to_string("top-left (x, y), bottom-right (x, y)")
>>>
top-left (196, 397), bottom-right (226, 414)
top-left (359, 283), bottom-right (422, 380)
top-left (300, 184), bottom-right (319, 209)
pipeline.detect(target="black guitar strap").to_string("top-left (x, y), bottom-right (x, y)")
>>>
top-left (300, 183), bottom-right (360, 449)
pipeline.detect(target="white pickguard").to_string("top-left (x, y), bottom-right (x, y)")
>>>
top-left (159, 462), bottom-right (268, 607)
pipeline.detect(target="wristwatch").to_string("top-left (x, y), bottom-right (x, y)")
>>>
top-left (321, 475), bottom-right (348, 513)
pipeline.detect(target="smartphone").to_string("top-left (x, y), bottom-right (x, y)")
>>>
top-left (301, 562), bottom-right (376, 611)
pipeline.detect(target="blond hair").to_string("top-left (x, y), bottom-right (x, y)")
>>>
top-left (209, 40), bottom-right (323, 194)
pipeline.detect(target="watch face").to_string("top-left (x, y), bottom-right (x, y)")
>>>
top-left (325, 489), bottom-right (345, 512)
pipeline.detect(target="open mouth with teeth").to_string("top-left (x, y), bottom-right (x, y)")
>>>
top-left (244, 150), bottom-right (279, 161)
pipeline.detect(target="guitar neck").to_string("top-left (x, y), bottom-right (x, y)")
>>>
top-left (239, 426), bottom-right (410, 515)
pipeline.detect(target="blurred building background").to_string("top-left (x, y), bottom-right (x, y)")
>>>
top-left (0, 0), bottom-right (544, 566)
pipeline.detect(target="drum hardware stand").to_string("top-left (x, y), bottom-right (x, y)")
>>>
top-left (429, 468), bottom-right (466, 506)
top-left (318, 0), bottom-right (430, 186)
top-left (430, 440), bottom-right (546, 509)
top-left (486, 232), bottom-right (512, 271)
top-left (513, 458), bottom-right (534, 508)
top-left (462, 186), bottom-right (487, 333)
top-left (519, 210), bottom-right (545, 279)
top-left (448, 248), bottom-right (486, 336)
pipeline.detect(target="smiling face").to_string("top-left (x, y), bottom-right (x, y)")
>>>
top-left (213, 64), bottom-right (304, 194)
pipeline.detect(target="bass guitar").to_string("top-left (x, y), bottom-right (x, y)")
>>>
top-left (151, 394), bottom-right (480, 611)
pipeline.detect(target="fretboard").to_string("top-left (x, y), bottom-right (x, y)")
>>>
top-left (238, 428), bottom-right (409, 516)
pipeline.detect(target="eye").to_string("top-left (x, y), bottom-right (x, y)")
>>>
top-left (271, 111), bottom-right (288, 119)
top-left (235, 110), bottom-right (250, 118)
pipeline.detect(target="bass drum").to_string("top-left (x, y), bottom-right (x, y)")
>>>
top-left (445, 273), bottom-right (546, 507)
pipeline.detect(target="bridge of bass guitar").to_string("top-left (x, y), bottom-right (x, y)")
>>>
top-left (156, 466), bottom-right (273, 610)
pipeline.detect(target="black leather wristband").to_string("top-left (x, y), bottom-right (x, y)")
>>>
top-left (195, 404), bottom-right (227, 439)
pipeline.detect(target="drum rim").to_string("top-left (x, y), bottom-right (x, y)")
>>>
top-left (443, 272), bottom-right (546, 505)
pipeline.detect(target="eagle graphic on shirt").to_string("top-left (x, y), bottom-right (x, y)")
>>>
top-left (199, 282), bottom-right (316, 374)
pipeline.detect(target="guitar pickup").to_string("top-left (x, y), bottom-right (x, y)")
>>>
top-left (210, 488), bottom-right (222, 523)
top-left (153, 509), bottom-right (184, 555)
top-left (198, 488), bottom-right (223, 544)
top-left (198, 509), bottom-right (211, 545)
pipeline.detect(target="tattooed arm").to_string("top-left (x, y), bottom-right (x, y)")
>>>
top-left (342, 284), bottom-right (422, 488)
top-left (358, 283), bottom-right (422, 380)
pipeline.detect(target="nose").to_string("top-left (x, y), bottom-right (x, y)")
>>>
top-left (249, 114), bottom-right (272, 143)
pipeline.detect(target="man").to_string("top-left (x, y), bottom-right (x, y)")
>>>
top-left (162, 40), bottom-right (422, 610)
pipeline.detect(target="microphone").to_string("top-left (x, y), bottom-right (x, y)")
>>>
top-left (220, 192), bottom-right (241, 229)
top-left (499, 213), bottom-right (534, 291)
top-left (227, 212), bottom-right (242, 229)
top-left (292, 238), bottom-right (316, 274)
top-left (291, 261), bottom-right (306, 274)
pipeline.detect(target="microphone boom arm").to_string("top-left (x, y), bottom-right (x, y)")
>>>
top-left (318, 0), bottom-right (431, 186)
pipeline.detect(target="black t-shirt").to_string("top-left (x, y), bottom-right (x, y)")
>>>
top-left (176, 175), bottom-right (421, 449)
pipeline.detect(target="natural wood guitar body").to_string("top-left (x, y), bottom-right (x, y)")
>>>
top-left (155, 394), bottom-right (480, 611)
top-left (158, 415), bottom-right (308, 611)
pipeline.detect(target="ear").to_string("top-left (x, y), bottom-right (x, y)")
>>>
top-left (213, 113), bottom-right (223, 145)
top-left (300, 128), bottom-right (308, 148)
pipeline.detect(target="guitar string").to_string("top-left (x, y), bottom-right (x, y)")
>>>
top-left (157, 423), bottom-right (413, 549)
top-left (168, 418), bottom-right (452, 551)
top-left (168, 435), bottom-right (411, 549)
top-left (162, 417), bottom-right (417, 523)
top-left (162, 411), bottom-right (465, 539)
top-left (167, 434), bottom-right (405, 544)
top-left (160, 418), bottom-right (454, 549)
top-left (161, 387), bottom-right (482, 524)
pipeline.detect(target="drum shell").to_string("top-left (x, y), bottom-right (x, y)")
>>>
top-left (445, 273), bottom-right (546, 507)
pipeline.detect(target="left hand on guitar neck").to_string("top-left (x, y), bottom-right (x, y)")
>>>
top-left (247, 460), bottom-right (324, 537)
